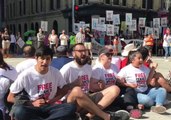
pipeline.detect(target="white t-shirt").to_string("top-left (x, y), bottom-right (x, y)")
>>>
top-left (16, 58), bottom-right (37, 74)
top-left (0, 77), bottom-right (11, 114)
top-left (0, 65), bottom-right (18, 81)
top-left (118, 64), bottom-right (150, 92)
top-left (10, 66), bottom-right (66, 101)
top-left (163, 34), bottom-right (171, 47)
top-left (76, 32), bottom-right (85, 43)
top-left (60, 61), bottom-right (92, 93)
top-left (59, 34), bottom-right (68, 46)
top-left (49, 34), bottom-right (57, 44)
top-left (92, 63), bottom-right (119, 86)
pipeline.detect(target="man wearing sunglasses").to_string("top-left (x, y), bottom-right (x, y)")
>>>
top-left (60, 43), bottom-right (130, 120)
top-left (90, 47), bottom-right (125, 107)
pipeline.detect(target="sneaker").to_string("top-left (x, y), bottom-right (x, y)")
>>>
top-left (151, 106), bottom-right (166, 114)
top-left (110, 110), bottom-right (130, 120)
top-left (129, 109), bottom-right (142, 119)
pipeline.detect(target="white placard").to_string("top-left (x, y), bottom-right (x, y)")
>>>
top-left (153, 18), bottom-right (160, 28)
top-left (17, 38), bottom-right (25, 48)
top-left (92, 18), bottom-right (99, 30)
top-left (129, 19), bottom-right (137, 31)
top-left (74, 23), bottom-right (80, 34)
top-left (41, 21), bottom-right (48, 31)
top-left (106, 24), bottom-right (114, 36)
top-left (96, 24), bottom-right (106, 31)
top-left (113, 14), bottom-right (120, 25)
top-left (79, 21), bottom-right (85, 28)
top-left (139, 18), bottom-right (146, 27)
top-left (153, 28), bottom-right (159, 39)
top-left (106, 10), bottom-right (113, 21)
top-left (145, 27), bottom-right (153, 35)
top-left (114, 26), bottom-right (119, 35)
top-left (99, 17), bottom-right (106, 24)
top-left (161, 17), bottom-right (168, 27)
top-left (126, 13), bottom-right (132, 25)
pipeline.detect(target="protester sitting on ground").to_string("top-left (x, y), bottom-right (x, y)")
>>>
top-left (8, 45), bottom-right (129, 120)
top-left (51, 45), bottom-right (73, 70)
top-left (0, 51), bottom-right (18, 120)
top-left (137, 47), bottom-right (171, 92)
top-left (91, 47), bottom-right (142, 119)
top-left (118, 50), bottom-right (167, 114)
top-left (60, 43), bottom-right (130, 120)
top-left (120, 43), bottom-right (137, 69)
top-left (15, 45), bottom-right (36, 74)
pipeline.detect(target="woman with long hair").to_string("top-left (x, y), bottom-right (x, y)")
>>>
top-left (0, 51), bottom-right (18, 120)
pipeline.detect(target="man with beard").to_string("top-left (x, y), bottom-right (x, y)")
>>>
top-left (60, 43), bottom-right (130, 120)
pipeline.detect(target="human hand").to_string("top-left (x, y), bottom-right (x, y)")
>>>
top-left (150, 62), bottom-right (158, 69)
top-left (97, 80), bottom-right (105, 90)
top-left (32, 98), bottom-right (47, 107)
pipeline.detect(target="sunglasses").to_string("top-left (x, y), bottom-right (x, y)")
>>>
top-left (74, 49), bottom-right (88, 52)
top-left (105, 53), bottom-right (113, 57)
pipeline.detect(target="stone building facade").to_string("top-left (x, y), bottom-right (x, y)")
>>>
top-left (2, 0), bottom-right (169, 35)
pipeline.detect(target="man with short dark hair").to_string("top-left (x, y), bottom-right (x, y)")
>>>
top-left (7, 46), bottom-right (76, 120)
top-left (15, 45), bottom-right (36, 74)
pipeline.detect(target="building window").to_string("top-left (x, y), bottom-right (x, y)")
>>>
top-left (13, 24), bottom-right (16, 34)
top-left (79, 0), bottom-right (82, 5)
top-left (24, 23), bottom-right (27, 32)
top-left (35, 22), bottom-right (39, 33)
top-left (23, 0), bottom-right (26, 15)
top-left (113, 0), bottom-right (119, 5)
top-left (85, 0), bottom-right (88, 4)
top-left (19, 1), bottom-right (22, 16)
top-left (142, 0), bottom-right (146, 8)
top-left (40, 0), bottom-right (43, 12)
top-left (56, 0), bottom-right (60, 9)
top-left (13, 3), bottom-right (15, 17)
top-left (10, 3), bottom-right (12, 18)
top-left (105, 0), bottom-right (110, 4)
top-left (147, 0), bottom-right (153, 9)
top-left (50, 0), bottom-right (54, 10)
top-left (122, 0), bottom-right (126, 6)
top-left (53, 20), bottom-right (58, 35)
top-left (36, 0), bottom-right (38, 13)
top-left (18, 24), bottom-right (21, 34)
top-left (31, 0), bottom-right (34, 14)
top-left (31, 23), bottom-right (34, 30)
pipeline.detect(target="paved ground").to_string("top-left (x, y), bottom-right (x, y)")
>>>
top-left (4, 56), bottom-right (171, 120)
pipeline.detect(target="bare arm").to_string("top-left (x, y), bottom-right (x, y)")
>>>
top-left (7, 92), bottom-right (15, 103)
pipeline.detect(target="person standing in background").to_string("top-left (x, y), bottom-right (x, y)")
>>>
top-left (144, 34), bottom-right (154, 58)
top-left (76, 28), bottom-right (85, 43)
top-left (59, 30), bottom-right (69, 48)
top-left (84, 27), bottom-right (93, 59)
top-left (163, 28), bottom-right (171, 61)
top-left (1, 28), bottom-right (10, 58)
top-left (113, 35), bottom-right (119, 55)
top-left (69, 32), bottom-right (76, 51)
top-left (37, 28), bottom-right (45, 48)
top-left (10, 32), bottom-right (16, 56)
top-left (48, 29), bottom-right (58, 53)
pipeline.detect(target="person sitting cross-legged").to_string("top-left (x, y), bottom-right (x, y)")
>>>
top-left (60, 43), bottom-right (130, 120)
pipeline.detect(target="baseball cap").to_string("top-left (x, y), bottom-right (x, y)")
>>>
top-left (98, 47), bottom-right (113, 56)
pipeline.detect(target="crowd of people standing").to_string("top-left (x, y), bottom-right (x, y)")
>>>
top-left (1, 26), bottom-right (171, 120)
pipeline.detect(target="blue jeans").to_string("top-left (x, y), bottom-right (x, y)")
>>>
top-left (163, 46), bottom-right (170, 58)
top-left (13, 103), bottom-right (76, 120)
top-left (137, 87), bottom-right (167, 107)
